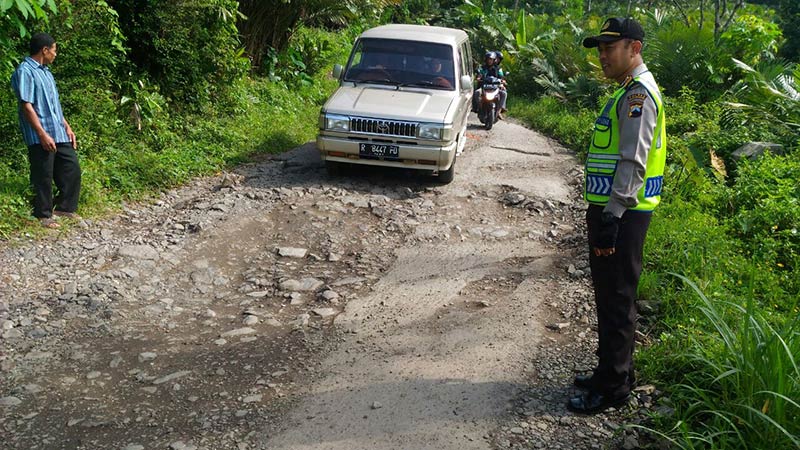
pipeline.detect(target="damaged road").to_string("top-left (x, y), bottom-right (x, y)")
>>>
top-left (1, 117), bottom-right (650, 450)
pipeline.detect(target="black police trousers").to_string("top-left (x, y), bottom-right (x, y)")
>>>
top-left (586, 204), bottom-right (652, 397)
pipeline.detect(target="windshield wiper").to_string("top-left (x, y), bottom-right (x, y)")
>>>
top-left (344, 78), bottom-right (396, 86)
top-left (400, 80), bottom-right (436, 88)
top-left (366, 78), bottom-right (398, 85)
top-left (399, 80), bottom-right (450, 90)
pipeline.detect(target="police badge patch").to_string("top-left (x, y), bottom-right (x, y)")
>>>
top-left (627, 93), bottom-right (646, 118)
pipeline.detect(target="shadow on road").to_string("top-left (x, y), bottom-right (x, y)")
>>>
top-left (240, 142), bottom-right (455, 197)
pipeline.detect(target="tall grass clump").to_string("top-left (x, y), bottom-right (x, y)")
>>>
top-left (651, 275), bottom-right (800, 450)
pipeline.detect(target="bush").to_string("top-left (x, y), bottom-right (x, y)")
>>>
top-left (719, 13), bottom-right (783, 66)
top-left (779, 0), bottom-right (800, 60)
top-left (108, 0), bottom-right (247, 107)
top-left (648, 19), bottom-right (733, 100)
top-left (263, 25), bottom-right (356, 87)
top-left (727, 153), bottom-right (800, 292)
top-left (0, 0), bottom-right (58, 71)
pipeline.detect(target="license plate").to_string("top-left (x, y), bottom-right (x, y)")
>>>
top-left (359, 143), bottom-right (399, 159)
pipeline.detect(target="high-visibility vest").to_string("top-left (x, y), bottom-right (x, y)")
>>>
top-left (584, 76), bottom-right (666, 211)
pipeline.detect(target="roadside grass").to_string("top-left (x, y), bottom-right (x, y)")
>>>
top-left (643, 275), bottom-right (800, 450)
top-left (510, 95), bottom-right (800, 449)
top-left (0, 74), bottom-right (336, 238)
top-left (508, 96), bottom-right (594, 159)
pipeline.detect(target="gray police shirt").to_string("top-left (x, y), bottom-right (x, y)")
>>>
top-left (605, 63), bottom-right (662, 218)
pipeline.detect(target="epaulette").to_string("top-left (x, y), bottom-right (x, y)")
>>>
top-left (622, 76), bottom-right (640, 91)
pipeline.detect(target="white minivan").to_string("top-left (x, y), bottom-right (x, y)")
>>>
top-left (317, 24), bottom-right (473, 183)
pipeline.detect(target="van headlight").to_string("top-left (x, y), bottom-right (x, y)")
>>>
top-left (321, 113), bottom-right (350, 132)
top-left (417, 123), bottom-right (444, 140)
top-left (418, 123), bottom-right (456, 141)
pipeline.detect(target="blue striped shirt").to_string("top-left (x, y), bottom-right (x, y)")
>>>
top-left (10, 56), bottom-right (69, 146)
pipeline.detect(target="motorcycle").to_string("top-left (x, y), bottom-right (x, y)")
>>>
top-left (477, 76), bottom-right (504, 130)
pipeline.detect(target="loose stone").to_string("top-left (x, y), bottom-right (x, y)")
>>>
top-left (243, 394), bottom-right (262, 403)
top-left (319, 290), bottom-right (339, 301)
top-left (243, 315), bottom-right (259, 326)
top-left (118, 245), bottom-right (159, 260)
top-left (280, 278), bottom-right (324, 292)
top-left (138, 352), bottom-right (158, 363)
top-left (153, 371), bottom-right (191, 385)
top-left (277, 247), bottom-right (308, 258)
top-left (221, 327), bottom-right (256, 337)
top-left (0, 396), bottom-right (22, 407)
top-left (312, 308), bottom-right (337, 318)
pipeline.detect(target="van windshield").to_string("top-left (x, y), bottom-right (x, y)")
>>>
top-left (343, 38), bottom-right (456, 90)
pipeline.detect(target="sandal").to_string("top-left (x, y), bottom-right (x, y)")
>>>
top-left (39, 218), bottom-right (61, 229)
top-left (53, 210), bottom-right (81, 220)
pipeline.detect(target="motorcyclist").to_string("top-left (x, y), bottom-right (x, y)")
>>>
top-left (472, 51), bottom-right (508, 119)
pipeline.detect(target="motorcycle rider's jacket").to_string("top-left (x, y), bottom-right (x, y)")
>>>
top-left (477, 64), bottom-right (505, 80)
top-left (584, 64), bottom-right (666, 215)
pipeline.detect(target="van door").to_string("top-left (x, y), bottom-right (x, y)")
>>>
top-left (457, 41), bottom-right (473, 131)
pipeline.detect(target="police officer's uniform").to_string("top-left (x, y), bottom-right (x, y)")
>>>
top-left (570, 17), bottom-right (667, 414)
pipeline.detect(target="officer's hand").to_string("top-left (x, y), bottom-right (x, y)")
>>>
top-left (594, 247), bottom-right (615, 257)
top-left (593, 212), bottom-right (619, 256)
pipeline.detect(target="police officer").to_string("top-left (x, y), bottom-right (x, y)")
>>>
top-left (568, 17), bottom-right (666, 414)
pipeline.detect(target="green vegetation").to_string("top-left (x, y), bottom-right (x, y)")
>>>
top-left (1, 0), bottom-right (798, 447)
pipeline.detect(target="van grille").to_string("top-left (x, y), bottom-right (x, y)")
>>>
top-left (350, 117), bottom-right (417, 137)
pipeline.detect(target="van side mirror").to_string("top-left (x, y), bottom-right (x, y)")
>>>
top-left (333, 64), bottom-right (343, 79)
top-left (460, 75), bottom-right (472, 91)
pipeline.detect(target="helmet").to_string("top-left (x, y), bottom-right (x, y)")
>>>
top-left (484, 51), bottom-right (495, 60)
top-left (494, 51), bottom-right (504, 64)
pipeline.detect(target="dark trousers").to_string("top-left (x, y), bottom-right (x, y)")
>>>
top-left (27, 143), bottom-right (81, 219)
top-left (586, 205), bottom-right (652, 397)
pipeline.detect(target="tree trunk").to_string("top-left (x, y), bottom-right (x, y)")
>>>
top-left (712, 0), bottom-right (745, 40)
top-left (699, 0), bottom-right (705, 30)
top-left (238, 1), bottom-right (305, 69)
top-left (672, 0), bottom-right (690, 27)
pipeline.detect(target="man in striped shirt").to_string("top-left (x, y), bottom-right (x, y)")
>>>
top-left (11, 32), bottom-right (81, 229)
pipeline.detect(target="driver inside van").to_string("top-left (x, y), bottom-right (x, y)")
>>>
top-left (427, 57), bottom-right (453, 88)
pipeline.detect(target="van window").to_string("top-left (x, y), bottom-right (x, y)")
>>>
top-left (458, 42), bottom-right (471, 89)
top-left (343, 38), bottom-right (456, 90)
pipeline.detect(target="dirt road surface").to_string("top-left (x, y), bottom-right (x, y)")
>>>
top-left (1, 117), bottom-right (651, 450)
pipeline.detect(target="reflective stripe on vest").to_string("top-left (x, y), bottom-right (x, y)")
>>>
top-left (584, 76), bottom-right (667, 211)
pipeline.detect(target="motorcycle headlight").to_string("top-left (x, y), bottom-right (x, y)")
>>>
top-left (322, 114), bottom-right (350, 132)
top-left (417, 123), bottom-right (444, 140)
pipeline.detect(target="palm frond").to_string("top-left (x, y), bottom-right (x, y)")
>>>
top-left (531, 57), bottom-right (565, 101)
top-left (564, 73), bottom-right (603, 108)
top-left (724, 58), bottom-right (800, 132)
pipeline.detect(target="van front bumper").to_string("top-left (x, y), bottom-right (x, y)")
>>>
top-left (317, 134), bottom-right (457, 173)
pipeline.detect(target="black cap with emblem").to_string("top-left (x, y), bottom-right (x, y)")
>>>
top-left (583, 17), bottom-right (645, 48)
